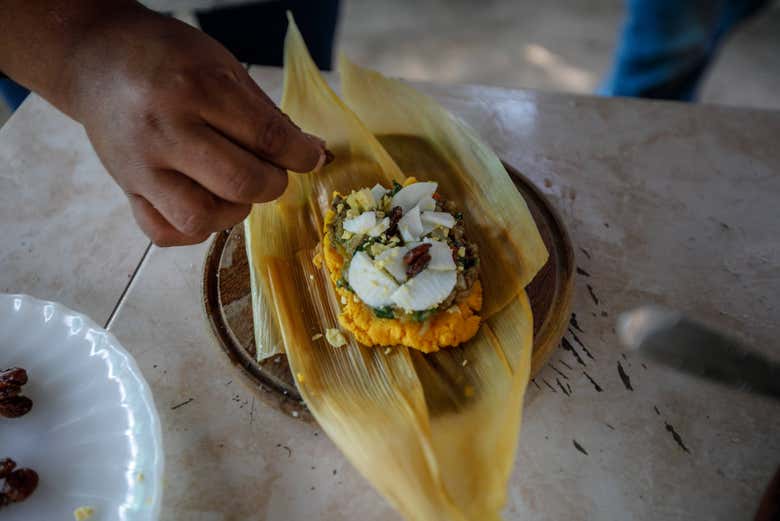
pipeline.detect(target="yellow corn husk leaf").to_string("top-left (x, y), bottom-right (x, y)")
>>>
top-left (279, 250), bottom-right (533, 521)
top-left (280, 17), bottom-right (405, 216)
top-left (245, 15), bottom-right (539, 520)
top-left (409, 291), bottom-right (533, 520)
top-left (245, 217), bottom-right (281, 359)
top-left (246, 14), bottom-right (408, 359)
top-left (339, 58), bottom-right (548, 316)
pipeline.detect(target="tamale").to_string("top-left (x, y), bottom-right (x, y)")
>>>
top-left (244, 14), bottom-right (547, 520)
top-left (321, 179), bottom-right (484, 352)
top-left (339, 58), bottom-right (548, 317)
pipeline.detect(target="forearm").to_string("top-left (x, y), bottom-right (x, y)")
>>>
top-left (0, 0), bottom-right (145, 117)
top-left (0, 3), bottom-right (327, 247)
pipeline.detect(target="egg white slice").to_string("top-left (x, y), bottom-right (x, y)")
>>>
top-left (348, 251), bottom-right (399, 308)
top-left (391, 182), bottom-right (438, 213)
top-left (398, 205), bottom-right (423, 242)
top-left (390, 269), bottom-right (457, 311)
top-left (374, 246), bottom-right (410, 283)
top-left (421, 211), bottom-right (455, 229)
top-left (343, 211), bottom-right (376, 234)
top-left (368, 217), bottom-right (390, 237)
top-left (423, 239), bottom-right (456, 271)
top-left (420, 222), bottom-right (436, 237)
top-left (419, 196), bottom-right (436, 212)
top-left (370, 183), bottom-right (387, 202)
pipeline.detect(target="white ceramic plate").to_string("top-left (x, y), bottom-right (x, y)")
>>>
top-left (0, 294), bottom-right (163, 520)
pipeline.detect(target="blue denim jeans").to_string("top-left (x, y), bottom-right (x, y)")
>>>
top-left (600, 0), bottom-right (769, 100)
top-left (0, 78), bottom-right (29, 111)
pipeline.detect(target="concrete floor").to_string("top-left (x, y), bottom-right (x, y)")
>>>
top-left (1, 0), bottom-right (778, 128)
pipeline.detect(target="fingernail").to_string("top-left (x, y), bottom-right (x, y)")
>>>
top-left (312, 151), bottom-right (327, 173)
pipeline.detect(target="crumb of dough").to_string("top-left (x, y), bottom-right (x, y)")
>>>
top-left (74, 506), bottom-right (95, 521)
top-left (325, 328), bottom-right (347, 348)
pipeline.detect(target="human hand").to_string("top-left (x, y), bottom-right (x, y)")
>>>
top-left (64, 7), bottom-right (327, 246)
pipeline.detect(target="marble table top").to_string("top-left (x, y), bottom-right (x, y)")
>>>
top-left (1, 65), bottom-right (778, 521)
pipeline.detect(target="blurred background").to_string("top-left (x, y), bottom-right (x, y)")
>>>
top-left (1, 0), bottom-right (778, 126)
top-left (338, 0), bottom-right (779, 109)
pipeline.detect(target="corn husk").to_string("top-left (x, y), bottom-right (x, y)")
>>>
top-left (244, 15), bottom-right (546, 520)
top-left (339, 58), bottom-right (548, 316)
top-left (246, 16), bottom-right (407, 360)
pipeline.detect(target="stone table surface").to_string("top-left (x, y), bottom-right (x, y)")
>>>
top-left (1, 65), bottom-right (778, 521)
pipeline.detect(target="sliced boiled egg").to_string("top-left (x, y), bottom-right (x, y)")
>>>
top-left (420, 211), bottom-right (455, 236)
top-left (424, 239), bottom-right (456, 271)
top-left (397, 205), bottom-right (423, 242)
top-left (421, 211), bottom-right (455, 229)
top-left (343, 211), bottom-right (376, 234)
top-left (418, 196), bottom-right (436, 212)
top-left (368, 216), bottom-right (390, 237)
top-left (391, 182), bottom-right (438, 213)
top-left (390, 269), bottom-right (457, 311)
top-left (420, 222), bottom-right (437, 237)
top-left (374, 246), bottom-right (410, 283)
top-left (370, 183), bottom-right (387, 202)
top-left (348, 251), bottom-right (399, 307)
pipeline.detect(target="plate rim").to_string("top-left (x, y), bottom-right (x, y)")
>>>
top-left (0, 293), bottom-right (165, 520)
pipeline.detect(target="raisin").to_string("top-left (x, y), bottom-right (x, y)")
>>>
top-left (2, 468), bottom-right (38, 503)
top-left (0, 397), bottom-right (33, 418)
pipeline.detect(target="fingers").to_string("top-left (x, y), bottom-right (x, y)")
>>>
top-left (129, 169), bottom-right (250, 244)
top-left (128, 194), bottom-right (207, 247)
top-left (165, 124), bottom-right (289, 204)
top-left (198, 70), bottom-right (326, 173)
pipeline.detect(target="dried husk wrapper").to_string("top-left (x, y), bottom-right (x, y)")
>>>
top-left (339, 57), bottom-right (548, 316)
top-left (246, 16), bottom-right (407, 360)
top-left (244, 15), bottom-right (544, 520)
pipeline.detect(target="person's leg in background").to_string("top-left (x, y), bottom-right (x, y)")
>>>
top-left (196, 0), bottom-right (341, 70)
top-left (0, 76), bottom-right (30, 112)
top-left (600, 0), bottom-right (770, 101)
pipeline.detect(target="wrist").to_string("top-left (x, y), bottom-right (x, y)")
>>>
top-left (56, 3), bottom-right (159, 120)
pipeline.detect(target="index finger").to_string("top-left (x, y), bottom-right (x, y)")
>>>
top-left (199, 70), bottom-right (326, 173)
